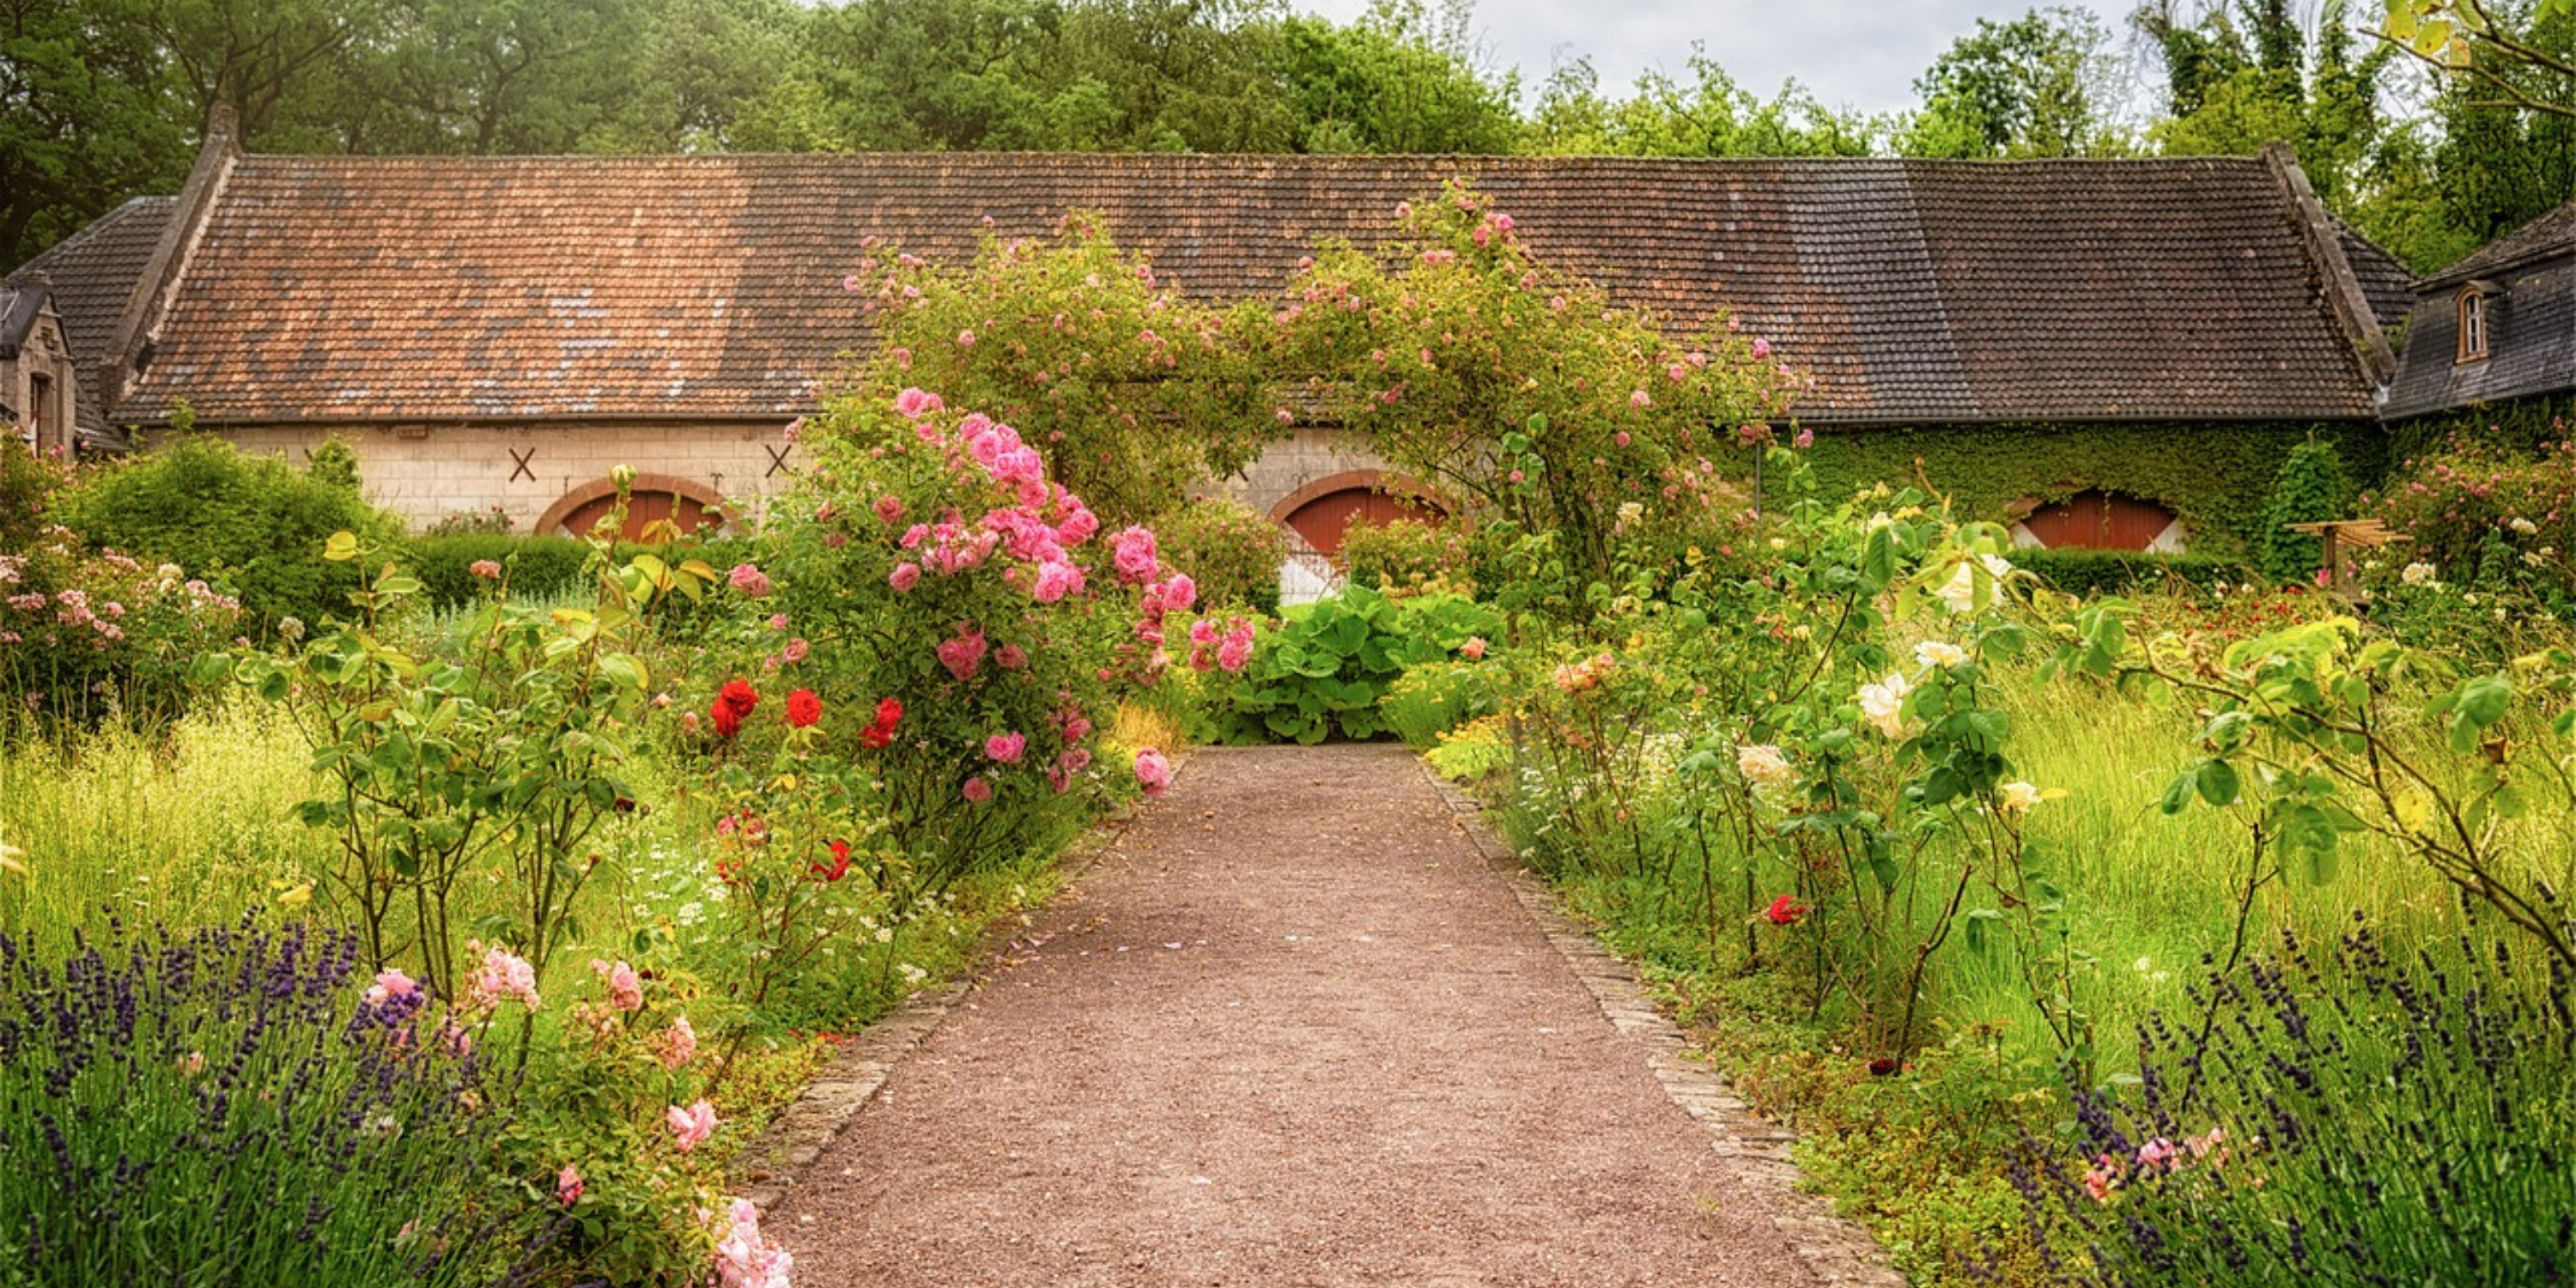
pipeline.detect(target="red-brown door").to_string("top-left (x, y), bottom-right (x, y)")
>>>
top-left (556, 490), bottom-right (716, 542)
top-left (1283, 488), bottom-right (1438, 557)
top-left (2020, 491), bottom-right (2176, 551)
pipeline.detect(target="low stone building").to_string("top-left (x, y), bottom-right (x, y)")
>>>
top-left (0, 282), bottom-right (81, 458)
top-left (10, 107), bottom-right (2416, 558)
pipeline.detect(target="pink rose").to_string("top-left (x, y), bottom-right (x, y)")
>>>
top-left (1133, 748), bottom-right (1172, 799)
top-left (985, 732), bottom-right (1026, 763)
top-left (728, 564), bottom-right (771, 598)
top-left (469, 560), bottom-right (502, 580)
top-left (1031, 560), bottom-right (1083, 604)
top-left (658, 1015), bottom-right (698, 1070)
top-left (962, 776), bottom-right (993, 804)
top-left (556, 1164), bottom-right (583, 1206)
top-left (994, 643), bottom-right (1028, 671)
top-left (874, 495), bottom-right (904, 525)
top-left (936, 629), bottom-right (987, 682)
top-left (890, 562), bottom-right (921, 592)
top-left (591, 958), bottom-right (643, 1012)
top-left (666, 1099), bottom-right (717, 1151)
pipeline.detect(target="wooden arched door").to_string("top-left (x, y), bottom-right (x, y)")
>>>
top-left (2019, 491), bottom-right (2179, 551)
top-left (552, 487), bottom-right (719, 541)
top-left (1281, 487), bottom-right (1441, 558)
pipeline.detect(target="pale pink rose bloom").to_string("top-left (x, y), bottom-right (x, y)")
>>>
top-left (1461, 636), bottom-right (1487, 660)
top-left (556, 1164), bottom-right (584, 1206)
top-left (727, 564), bottom-right (771, 598)
top-left (714, 1198), bottom-right (794, 1288)
top-left (468, 560), bottom-right (502, 580)
top-left (667, 1099), bottom-right (718, 1151)
top-left (471, 947), bottom-right (539, 1011)
top-left (962, 777), bottom-right (993, 804)
top-left (890, 562), bottom-right (921, 592)
top-left (592, 958), bottom-right (643, 1012)
top-left (365, 969), bottom-right (418, 1005)
top-left (657, 1015), bottom-right (698, 1070)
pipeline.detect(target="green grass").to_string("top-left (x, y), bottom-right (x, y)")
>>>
top-left (1476, 653), bottom-right (2576, 1285)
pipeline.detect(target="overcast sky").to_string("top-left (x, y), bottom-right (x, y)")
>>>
top-left (1293, 1), bottom-right (2148, 118)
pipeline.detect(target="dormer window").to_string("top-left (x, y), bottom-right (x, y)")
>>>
top-left (2457, 284), bottom-right (2490, 363)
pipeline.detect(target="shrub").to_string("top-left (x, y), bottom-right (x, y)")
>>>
top-left (0, 439), bottom-right (70, 556)
top-left (1, 528), bottom-right (245, 726)
top-left (2008, 548), bottom-right (2255, 599)
top-left (2255, 438), bottom-right (2352, 584)
top-left (1380, 658), bottom-right (1496, 746)
top-left (854, 214), bottom-right (1273, 526)
top-left (403, 533), bottom-right (593, 611)
top-left (2013, 918), bottom-right (2576, 1286)
top-left (0, 917), bottom-right (540, 1285)
top-left (1340, 517), bottom-right (1480, 596)
top-left (2366, 430), bottom-right (2576, 601)
top-left (1151, 497), bottom-right (1285, 614)
top-left (1202, 586), bottom-right (1498, 744)
top-left (52, 438), bottom-right (403, 633)
top-left (760, 386), bottom-right (1236, 897)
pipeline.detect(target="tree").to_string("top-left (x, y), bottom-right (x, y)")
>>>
top-left (2137, 2), bottom-right (2400, 207)
top-left (1525, 47), bottom-right (1878, 157)
top-left (0, 0), bottom-right (188, 265)
top-left (2383, 0), bottom-right (2576, 118)
top-left (1275, 1), bottom-right (1521, 155)
top-left (1902, 7), bottom-right (2123, 157)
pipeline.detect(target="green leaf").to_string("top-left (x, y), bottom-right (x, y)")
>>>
top-left (2196, 758), bottom-right (2240, 807)
top-left (2160, 770), bottom-right (2196, 816)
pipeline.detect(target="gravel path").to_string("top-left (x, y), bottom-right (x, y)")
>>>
top-left (775, 744), bottom-right (1826, 1286)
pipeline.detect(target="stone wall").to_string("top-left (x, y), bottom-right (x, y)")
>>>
top-left (196, 419), bottom-right (1405, 537)
top-left (204, 421), bottom-right (802, 532)
top-left (1207, 427), bottom-right (1405, 521)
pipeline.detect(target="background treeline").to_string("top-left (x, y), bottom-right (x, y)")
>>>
top-left (6, 0), bottom-right (2570, 270)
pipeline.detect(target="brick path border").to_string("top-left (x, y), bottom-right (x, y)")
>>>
top-left (1420, 764), bottom-right (1909, 1288)
top-left (731, 812), bottom-right (1134, 1211)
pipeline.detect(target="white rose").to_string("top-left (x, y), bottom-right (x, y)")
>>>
top-left (1998, 781), bottom-right (2042, 814)
top-left (1935, 553), bottom-right (2014, 614)
top-left (1914, 640), bottom-right (1968, 670)
top-left (1736, 744), bottom-right (1796, 791)
top-left (2401, 562), bottom-right (2438, 586)
top-left (2509, 517), bottom-right (2540, 536)
top-left (1857, 671), bottom-right (1913, 738)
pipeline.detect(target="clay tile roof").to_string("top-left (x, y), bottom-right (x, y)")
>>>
top-left (2330, 214), bottom-right (2416, 331)
top-left (7, 197), bottom-right (176, 443)
top-left (102, 152), bottom-right (2380, 428)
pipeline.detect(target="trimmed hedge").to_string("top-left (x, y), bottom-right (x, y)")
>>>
top-left (2010, 548), bottom-right (2258, 598)
top-left (404, 534), bottom-right (594, 611)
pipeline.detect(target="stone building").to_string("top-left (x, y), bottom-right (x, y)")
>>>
top-left (0, 282), bottom-right (81, 458)
top-left (10, 106), bottom-right (2417, 559)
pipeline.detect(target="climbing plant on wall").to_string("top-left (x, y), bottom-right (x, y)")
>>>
top-left (1795, 421), bottom-right (2390, 557)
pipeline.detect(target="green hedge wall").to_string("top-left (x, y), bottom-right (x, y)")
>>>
top-left (2008, 548), bottom-right (2257, 598)
top-left (403, 534), bottom-right (595, 611)
top-left (1795, 421), bottom-right (2390, 558)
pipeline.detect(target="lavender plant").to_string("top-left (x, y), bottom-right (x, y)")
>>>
top-left (0, 917), bottom-right (540, 1286)
top-left (2011, 912), bottom-right (2576, 1286)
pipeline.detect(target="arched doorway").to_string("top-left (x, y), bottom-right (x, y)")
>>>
top-left (2014, 490), bottom-right (2184, 552)
top-left (1269, 471), bottom-right (1446, 559)
top-left (536, 474), bottom-right (724, 541)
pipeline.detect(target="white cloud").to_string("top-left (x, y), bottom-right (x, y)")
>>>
top-left (1296, 0), bottom-right (2130, 118)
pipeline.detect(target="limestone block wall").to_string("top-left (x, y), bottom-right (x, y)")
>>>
top-left (1211, 427), bottom-right (1403, 520)
top-left (195, 420), bottom-right (1402, 538)
top-left (207, 421), bottom-right (802, 532)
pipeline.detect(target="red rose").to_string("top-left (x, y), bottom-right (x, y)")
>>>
top-left (811, 840), bottom-right (851, 882)
top-left (717, 679), bottom-right (760, 715)
top-left (710, 699), bottom-right (744, 739)
top-left (786, 688), bottom-right (822, 728)
top-left (859, 696), bottom-right (903, 750)
top-left (1764, 894), bottom-right (1808, 927)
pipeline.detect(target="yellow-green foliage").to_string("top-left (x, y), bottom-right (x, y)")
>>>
top-left (0, 702), bottom-right (328, 945)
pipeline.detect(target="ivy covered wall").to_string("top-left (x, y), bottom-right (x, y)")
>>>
top-left (1792, 421), bottom-right (2391, 557)
top-left (2385, 392), bottom-right (2574, 466)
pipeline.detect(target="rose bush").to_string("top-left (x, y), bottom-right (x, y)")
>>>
top-left (757, 386), bottom-right (1208, 899)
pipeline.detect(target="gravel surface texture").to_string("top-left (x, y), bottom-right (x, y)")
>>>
top-left (775, 744), bottom-right (1828, 1286)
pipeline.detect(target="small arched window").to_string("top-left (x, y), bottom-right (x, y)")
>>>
top-left (2457, 285), bottom-right (2490, 363)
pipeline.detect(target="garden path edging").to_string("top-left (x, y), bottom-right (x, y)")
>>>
top-left (1420, 762), bottom-right (1910, 1288)
top-left (730, 807), bottom-right (1139, 1212)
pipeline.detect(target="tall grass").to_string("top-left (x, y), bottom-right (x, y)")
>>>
top-left (0, 702), bottom-right (329, 947)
